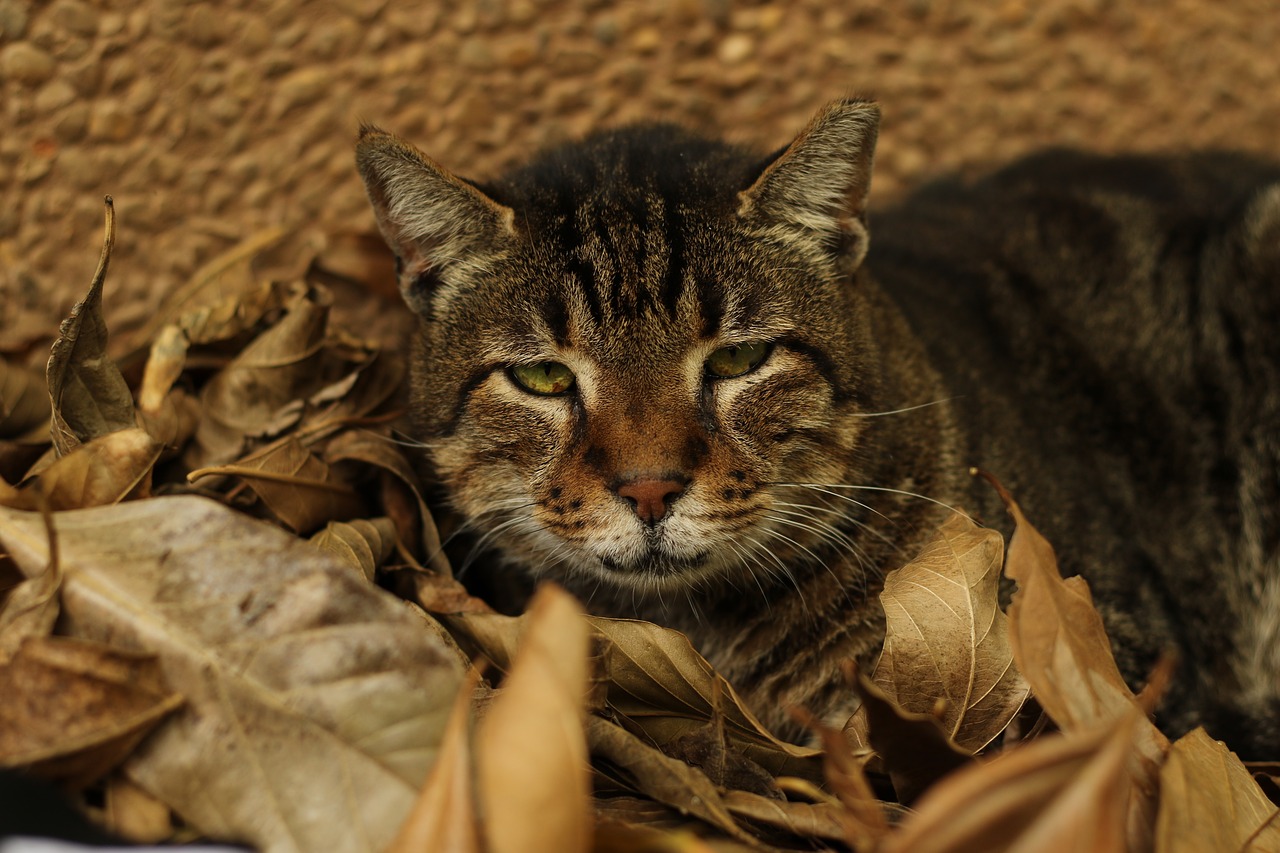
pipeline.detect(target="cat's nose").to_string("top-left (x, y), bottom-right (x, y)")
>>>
top-left (615, 477), bottom-right (686, 526)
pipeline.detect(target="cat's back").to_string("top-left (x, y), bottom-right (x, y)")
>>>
top-left (868, 150), bottom-right (1280, 749)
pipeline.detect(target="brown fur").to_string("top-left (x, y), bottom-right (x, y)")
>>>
top-left (357, 102), bottom-right (1280, 752)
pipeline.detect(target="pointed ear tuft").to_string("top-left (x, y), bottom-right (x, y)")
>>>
top-left (355, 129), bottom-right (515, 315)
top-left (739, 99), bottom-right (880, 269)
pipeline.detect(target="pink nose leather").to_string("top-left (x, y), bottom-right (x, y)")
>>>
top-left (616, 478), bottom-right (686, 525)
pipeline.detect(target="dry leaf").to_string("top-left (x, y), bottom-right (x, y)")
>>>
top-left (0, 358), bottom-right (51, 440)
top-left (135, 388), bottom-right (200, 453)
top-left (0, 496), bottom-right (464, 853)
top-left (1156, 727), bottom-right (1280, 852)
top-left (0, 636), bottom-right (184, 789)
top-left (137, 324), bottom-right (189, 413)
top-left (793, 704), bottom-right (890, 849)
top-left (46, 198), bottom-right (137, 456)
top-left (309, 231), bottom-right (400, 301)
top-left (305, 349), bottom-right (404, 428)
top-left (193, 435), bottom-right (366, 534)
top-left (5, 427), bottom-right (161, 510)
top-left (590, 618), bottom-right (821, 780)
top-left (847, 671), bottom-right (972, 804)
top-left (393, 566), bottom-right (495, 615)
top-left (388, 668), bottom-right (482, 853)
top-left (0, 556), bottom-right (60, 664)
top-left (993, 477), bottom-right (1168, 848)
top-left (190, 286), bottom-right (341, 466)
top-left (882, 709), bottom-right (1141, 853)
top-left (176, 279), bottom-right (294, 348)
top-left (445, 609), bottom-right (819, 780)
top-left (0, 440), bottom-right (49, 486)
top-left (103, 775), bottom-right (175, 845)
top-left (324, 427), bottom-right (449, 575)
top-left (588, 715), bottom-right (753, 845)
top-left (310, 517), bottom-right (398, 581)
top-left (720, 789), bottom-right (851, 846)
top-left (860, 512), bottom-right (1029, 752)
top-left (476, 584), bottom-right (592, 853)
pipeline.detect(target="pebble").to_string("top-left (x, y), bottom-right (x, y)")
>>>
top-left (35, 79), bottom-right (77, 112)
top-left (53, 0), bottom-right (98, 37)
top-left (0, 0), bottom-right (29, 39)
top-left (1, 42), bottom-right (56, 86)
top-left (1, 0), bottom-right (1278, 343)
top-left (52, 103), bottom-right (89, 142)
top-left (458, 39), bottom-right (495, 71)
top-left (273, 67), bottom-right (330, 114)
top-left (717, 33), bottom-right (754, 64)
top-left (88, 102), bottom-right (136, 142)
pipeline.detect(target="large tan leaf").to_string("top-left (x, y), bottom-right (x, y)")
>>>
top-left (882, 709), bottom-right (1141, 853)
top-left (865, 512), bottom-right (1029, 752)
top-left (996, 480), bottom-right (1168, 848)
top-left (0, 635), bottom-right (184, 789)
top-left (1156, 727), bottom-right (1280, 852)
top-left (0, 496), bottom-right (464, 853)
top-left (388, 669), bottom-right (482, 853)
top-left (174, 279), bottom-right (293, 349)
top-left (46, 198), bottom-right (136, 456)
top-left (476, 584), bottom-right (592, 853)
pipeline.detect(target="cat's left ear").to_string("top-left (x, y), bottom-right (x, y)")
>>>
top-left (738, 99), bottom-right (880, 270)
top-left (356, 126), bottom-right (517, 316)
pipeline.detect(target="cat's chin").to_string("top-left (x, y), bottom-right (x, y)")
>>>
top-left (600, 550), bottom-right (710, 578)
top-left (545, 547), bottom-right (731, 597)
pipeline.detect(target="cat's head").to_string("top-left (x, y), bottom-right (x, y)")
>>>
top-left (356, 100), bottom-right (884, 596)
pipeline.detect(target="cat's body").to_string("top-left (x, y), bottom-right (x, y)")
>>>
top-left (357, 101), bottom-right (1280, 754)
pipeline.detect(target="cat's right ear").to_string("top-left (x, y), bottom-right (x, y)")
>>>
top-left (356, 126), bottom-right (516, 316)
top-left (738, 99), bottom-right (880, 271)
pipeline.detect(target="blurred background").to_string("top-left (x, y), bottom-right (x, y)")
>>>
top-left (2, 0), bottom-right (1278, 340)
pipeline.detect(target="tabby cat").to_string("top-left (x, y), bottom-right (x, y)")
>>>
top-left (356, 99), bottom-right (1280, 755)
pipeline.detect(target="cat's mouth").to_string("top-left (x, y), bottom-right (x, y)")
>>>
top-left (600, 548), bottom-right (710, 578)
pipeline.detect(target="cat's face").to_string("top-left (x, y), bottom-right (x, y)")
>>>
top-left (357, 101), bottom-right (882, 596)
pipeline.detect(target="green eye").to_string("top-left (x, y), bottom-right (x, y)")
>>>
top-left (705, 342), bottom-right (771, 379)
top-left (510, 361), bottom-right (576, 396)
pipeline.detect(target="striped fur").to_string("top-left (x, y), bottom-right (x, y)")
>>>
top-left (358, 101), bottom-right (1280, 752)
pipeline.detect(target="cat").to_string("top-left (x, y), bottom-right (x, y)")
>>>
top-left (355, 99), bottom-right (1280, 755)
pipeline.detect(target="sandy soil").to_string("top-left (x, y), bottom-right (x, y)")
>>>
top-left (2, 0), bottom-right (1278, 341)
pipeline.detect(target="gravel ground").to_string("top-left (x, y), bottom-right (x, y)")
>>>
top-left (2, 0), bottom-right (1279, 341)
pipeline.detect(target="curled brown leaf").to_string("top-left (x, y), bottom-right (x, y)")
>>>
top-left (47, 198), bottom-right (136, 456)
top-left (476, 584), bottom-right (592, 853)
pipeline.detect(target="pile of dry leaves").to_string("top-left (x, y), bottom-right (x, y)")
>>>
top-left (2, 200), bottom-right (1278, 852)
